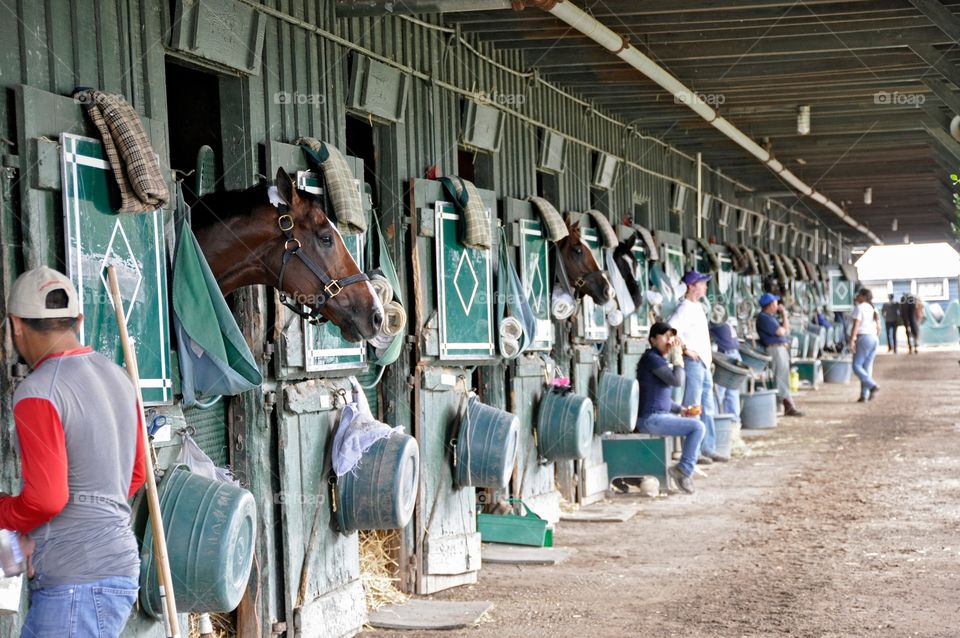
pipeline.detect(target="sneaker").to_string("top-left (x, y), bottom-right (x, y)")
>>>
top-left (856, 397), bottom-right (866, 403)
top-left (696, 455), bottom-right (714, 465)
top-left (668, 464), bottom-right (695, 494)
top-left (707, 452), bottom-right (730, 463)
top-left (869, 386), bottom-right (879, 400)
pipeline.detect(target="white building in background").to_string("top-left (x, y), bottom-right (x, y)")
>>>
top-left (855, 243), bottom-right (960, 310)
top-left (855, 243), bottom-right (960, 346)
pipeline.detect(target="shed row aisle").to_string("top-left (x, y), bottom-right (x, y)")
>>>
top-left (372, 347), bottom-right (960, 638)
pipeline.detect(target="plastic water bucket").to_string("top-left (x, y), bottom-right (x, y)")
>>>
top-left (140, 465), bottom-right (257, 619)
top-left (337, 432), bottom-right (420, 532)
top-left (713, 353), bottom-right (750, 391)
top-left (0, 575), bottom-right (22, 616)
top-left (822, 357), bottom-right (852, 384)
top-left (740, 390), bottom-right (778, 429)
top-left (537, 390), bottom-right (594, 461)
top-left (739, 345), bottom-right (772, 373)
top-left (455, 397), bottom-right (520, 489)
top-left (713, 413), bottom-right (737, 457)
top-left (596, 372), bottom-right (639, 434)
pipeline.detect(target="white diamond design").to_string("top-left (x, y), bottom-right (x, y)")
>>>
top-left (453, 251), bottom-right (479, 316)
top-left (529, 255), bottom-right (544, 314)
top-left (99, 221), bottom-right (142, 326)
top-left (835, 281), bottom-right (849, 300)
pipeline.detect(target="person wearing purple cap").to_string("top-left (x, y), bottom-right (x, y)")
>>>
top-left (668, 270), bottom-right (725, 463)
top-left (756, 292), bottom-right (804, 416)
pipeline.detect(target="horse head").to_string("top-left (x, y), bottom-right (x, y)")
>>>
top-left (557, 219), bottom-right (613, 305)
top-left (271, 169), bottom-right (384, 342)
top-left (193, 168), bottom-right (383, 343)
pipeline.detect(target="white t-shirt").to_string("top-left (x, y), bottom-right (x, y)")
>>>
top-left (852, 302), bottom-right (879, 336)
top-left (668, 298), bottom-right (712, 368)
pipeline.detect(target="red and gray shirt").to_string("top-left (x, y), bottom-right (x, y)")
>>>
top-left (0, 346), bottom-right (145, 587)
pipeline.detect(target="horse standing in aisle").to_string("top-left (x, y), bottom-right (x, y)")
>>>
top-left (191, 168), bottom-right (384, 342)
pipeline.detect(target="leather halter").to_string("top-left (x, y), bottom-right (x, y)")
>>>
top-left (274, 201), bottom-right (369, 325)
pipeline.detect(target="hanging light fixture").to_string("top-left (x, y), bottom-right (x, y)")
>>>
top-left (797, 105), bottom-right (811, 135)
top-left (891, 218), bottom-right (898, 231)
top-left (863, 187), bottom-right (873, 205)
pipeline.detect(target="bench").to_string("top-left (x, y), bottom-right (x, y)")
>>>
top-left (601, 434), bottom-right (677, 494)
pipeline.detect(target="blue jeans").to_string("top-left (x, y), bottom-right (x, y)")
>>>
top-left (636, 412), bottom-right (705, 477)
top-left (682, 357), bottom-right (717, 456)
top-left (853, 334), bottom-right (879, 399)
top-left (714, 349), bottom-right (742, 422)
top-left (22, 576), bottom-right (138, 638)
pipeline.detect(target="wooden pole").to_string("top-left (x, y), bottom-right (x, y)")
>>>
top-left (107, 266), bottom-right (181, 637)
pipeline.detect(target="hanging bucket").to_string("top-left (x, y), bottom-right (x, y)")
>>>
top-left (455, 397), bottom-right (520, 489)
top-left (713, 413), bottom-right (737, 458)
top-left (596, 372), bottom-right (639, 434)
top-left (139, 465), bottom-right (257, 619)
top-left (537, 390), bottom-right (594, 462)
top-left (740, 390), bottom-right (778, 429)
top-left (822, 357), bottom-right (852, 384)
top-left (336, 432), bottom-right (419, 533)
top-left (739, 345), bottom-right (772, 373)
top-left (713, 353), bottom-right (750, 391)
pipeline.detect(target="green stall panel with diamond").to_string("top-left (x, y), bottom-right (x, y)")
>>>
top-left (576, 227), bottom-right (608, 342)
top-left (518, 218), bottom-right (554, 351)
top-left (626, 240), bottom-right (650, 338)
top-left (61, 134), bottom-right (172, 405)
top-left (828, 269), bottom-right (855, 311)
top-left (435, 200), bottom-right (495, 360)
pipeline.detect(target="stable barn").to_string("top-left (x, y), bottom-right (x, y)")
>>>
top-left (7, 1), bottom-right (948, 637)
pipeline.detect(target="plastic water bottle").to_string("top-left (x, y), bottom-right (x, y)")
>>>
top-left (0, 530), bottom-right (24, 578)
top-left (790, 367), bottom-right (800, 393)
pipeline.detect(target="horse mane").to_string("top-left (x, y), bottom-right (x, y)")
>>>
top-left (189, 181), bottom-right (329, 230)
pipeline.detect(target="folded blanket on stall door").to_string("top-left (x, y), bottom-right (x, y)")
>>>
top-left (586, 209), bottom-right (618, 248)
top-left (75, 89), bottom-right (169, 212)
top-left (527, 196), bottom-right (568, 241)
top-left (440, 176), bottom-right (491, 250)
top-left (296, 137), bottom-right (368, 235)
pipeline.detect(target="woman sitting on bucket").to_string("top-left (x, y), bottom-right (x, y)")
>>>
top-left (631, 321), bottom-right (706, 494)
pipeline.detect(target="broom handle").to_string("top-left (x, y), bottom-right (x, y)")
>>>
top-left (107, 266), bottom-right (181, 637)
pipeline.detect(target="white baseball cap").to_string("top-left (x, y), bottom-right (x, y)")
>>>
top-left (7, 267), bottom-right (80, 319)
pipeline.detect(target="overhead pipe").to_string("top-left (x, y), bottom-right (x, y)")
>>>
top-left (522, 0), bottom-right (881, 245)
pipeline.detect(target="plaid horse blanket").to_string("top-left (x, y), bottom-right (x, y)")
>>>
top-left (440, 176), bottom-right (491, 250)
top-left (76, 90), bottom-right (168, 212)
top-left (527, 196), bottom-right (568, 242)
top-left (297, 137), bottom-right (368, 235)
top-left (586, 209), bottom-right (618, 248)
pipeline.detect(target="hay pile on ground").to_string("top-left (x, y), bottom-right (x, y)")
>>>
top-left (359, 529), bottom-right (409, 610)
top-left (187, 613), bottom-right (235, 638)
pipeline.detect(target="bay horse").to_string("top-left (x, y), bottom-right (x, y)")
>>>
top-left (191, 168), bottom-right (384, 343)
top-left (556, 219), bottom-right (614, 305)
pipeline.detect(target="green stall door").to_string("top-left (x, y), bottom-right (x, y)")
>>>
top-left (61, 134), bottom-right (172, 405)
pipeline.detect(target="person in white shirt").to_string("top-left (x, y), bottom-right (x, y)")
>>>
top-left (668, 270), bottom-right (725, 463)
top-left (849, 288), bottom-right (881, 402)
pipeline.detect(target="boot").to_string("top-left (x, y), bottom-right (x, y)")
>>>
top-left (783, 399), bottom-right (804, 417)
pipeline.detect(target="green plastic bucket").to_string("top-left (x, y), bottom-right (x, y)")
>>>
top-left (336, 432), bottom-right (419, 533)
top-left (713, 413), bottom-right (736, 457)
top-left (596, 372), bottom-right (639, 434)
top-left (139, 465), bottom-right (257, 619)
top-left (713, 353), bottom-right (750, 391)
top-left (537, 390), bottom-right (593, 462)
top-left (740, 390), bottom-right (778, 429)
top-left (822, 357), bottom-right (852, 384)
top-left (739, 345), bottom-right (772, 373)
top-left (456, 397), bottom-right (520, 489)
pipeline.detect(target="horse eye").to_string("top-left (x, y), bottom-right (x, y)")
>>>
top-left (574, 247), bottom-right (583, 256)
top-left (320, 235), bottom-right (333, 246)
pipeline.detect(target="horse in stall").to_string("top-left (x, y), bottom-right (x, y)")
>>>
top-left (556, 219), bottom-right (614, 305)
top-left (190, 168), bottom-right (384, 343)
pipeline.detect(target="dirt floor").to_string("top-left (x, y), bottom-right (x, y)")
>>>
top-left (366, 347), bottom-right (960, 638)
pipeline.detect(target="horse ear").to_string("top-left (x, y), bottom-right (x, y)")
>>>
top-left (275, 168), bottom-right (298, 206)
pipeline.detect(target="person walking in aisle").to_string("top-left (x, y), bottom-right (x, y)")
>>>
top-left (850, 288), bottom-right (881, 402)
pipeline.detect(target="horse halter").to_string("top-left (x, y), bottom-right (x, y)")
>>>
top-left (274, 202), bottom-right (369, 325)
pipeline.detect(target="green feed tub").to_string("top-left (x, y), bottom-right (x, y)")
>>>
top-left (455, 397), bottom-right (520, 490)
top-left (713, 353), bottom-right (750, 391)
top-left (537, 390), bottom-right (594, 462)
top-left (140, 465), bottom-right (257, 619)
top-left (336, 432), bottom-right (419, 533)
top-left (822, 357), bottom-right (852, 384)
top-left (477, 500), bottom-right (552, 547)
top-left (740, 390), bottom-right (778, 430)
top-left (596, 372), bottom-right (639, 434)
top-left (739, 345), bottom-right (772, 373)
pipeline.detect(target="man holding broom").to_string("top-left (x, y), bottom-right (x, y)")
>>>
top-left (0, 266), bottom-right (145, 637)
